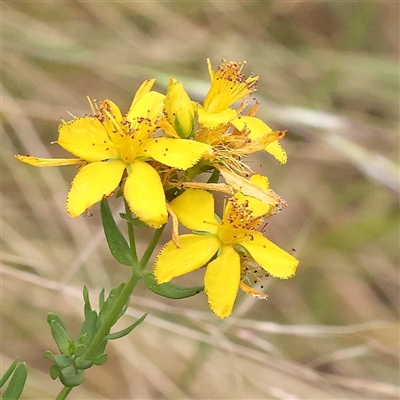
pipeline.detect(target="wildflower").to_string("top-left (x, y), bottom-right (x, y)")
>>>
top-left (193, 59), bottom-right (286, 166)
top-left (163, 78), bottom-right (195, 139)
top-left (197, 58), bottom-right (258, 128)
top-left (16, 80), bottom-right (210, 228)
top-left (154, 175), bottom-right (299, 318)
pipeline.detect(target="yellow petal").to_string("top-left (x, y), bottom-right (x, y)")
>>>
top-left (241, 232), bottom-right (299, 279)
top-left (235, 116), bottom-right (272, 138)
top-left (219, 168), bottom-right (280, 207)
top-left (157, 117), bottom-right (180, 139)
top-left (124, 160), bottom-right (168, 228)
top-left (170, 189), bottom-right (218, 234)
top-left (206, 57), bottom-right (215, 83)
top-left (197, 106), bottom-right (237, 128)
top-left (234, 174), bottom-right (271, 218)
top-left (204, 245), bottom-right (241, 318)
top-left (249, 174), bottom-right (269, 190)
top-left (129, 79), bottom-right (156, 109)
top-left (15, 155), bottom-right (82, 167)
top-left (99, 99), bottom-right (123, 123)
top-left (58, 117), bottom-right (119, 161)
top-left (67, 160), bottom-right (126, 217)
top-left (154, 234), bottom-right (221, 283)
top-left (231, 117), bottom-right (286, 157)
top-left (235, 116), bottom-right (287, 163)
top-left (264, 141), bottom-right (287, 164)
top-left (125, 91), bottom-right (164, 123)
top-left (141, 137), bottom-right (210, 169)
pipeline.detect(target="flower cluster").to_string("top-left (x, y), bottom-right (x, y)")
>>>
top-left (16, 58), bottom-right (299, 318)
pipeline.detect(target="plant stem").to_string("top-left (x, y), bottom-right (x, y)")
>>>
top-left (139, 225), bottom-right (165, 269)
top-left (84, 268), bottom-right (141, 360)
top-left (207, 167), bottom-right (220, 183)
top-left (56, 386), bottom-right (73, 400)
top-left (124, 200), bottom-right (138, 265)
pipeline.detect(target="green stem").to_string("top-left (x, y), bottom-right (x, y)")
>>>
top-left (207, 167), bottom-right (220, 184)
top-left (84, 268), bottom-right (141, 360)
top-left (139, 225), bottom-right (166, 269)
top-left (56, 386), bottom-right (73, 400)
top-left (124, 200), bottom-right (139, 265)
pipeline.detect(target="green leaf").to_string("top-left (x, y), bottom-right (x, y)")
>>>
top-left (49, 320), bottom-right (70, 354)
top-left (99, 288), bottom-right (105, 308)
top-left (92, 353), bottom-right (108, 366)
top-left (74, 344), bottom-right (86, 358)
top-left (143, 274), bottom-right (204, 299)
top-left (53, 354), bottom-right (72, 368)
top-left (43, 350), bottom-right (55, 362)
top-left (105, 313), bottom-right (148, 340)
top-left (49, 365), bottom-right (60, 380)
top-left (75, 310), bottom-right (98, 346)
top-left (82, 286), bottom-right (92, 318)
top-left (74, 359), bottom-right (93, 370)
top-left (47, 313), bottom-right (66, 331)
top-left (1, 363), bottom-right (27, 400)
top-left (59, 367), bottom-right (85, 387)
top-left (101, 199), bottom-right (134, 266)
top-left (0, 358), bottom-right (19, 388)
top-left (98, 283), bottom-right (126, 323)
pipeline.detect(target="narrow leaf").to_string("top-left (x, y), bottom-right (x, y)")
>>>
top-left (99, 288), bottom-right (105, 308)
top-left (47, 313), bottom-right (66, 331)
top-left (50, 321), bottom-right (70, 354)
top-left (143, 274), bottom-right (204, 299)
top-left (0, 358), bottom-right (19, 387)
top-left (82, 286), bottom-right (92, 318)
top-left (75, 310), bottom-right (98, 346)
top-left (101, 199), bottom-right (134, 266)
top-left (98, 283), bottom-right (126, 323)
top-left (1, 363), bottom-right (27, 400)
top-left (105, 313), bottom-right (148, 340)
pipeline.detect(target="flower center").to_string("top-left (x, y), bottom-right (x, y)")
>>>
top-left (217, 197), bottom-right (259, 244)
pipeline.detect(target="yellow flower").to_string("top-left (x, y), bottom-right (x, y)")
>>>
top-left (154, 176), bottom-right (299, 318)
top-left (194, 60), bottom-right (286, 164)
top-left (163, 78), bottom-right (195, 139)
top-left (16, 80), bottom-right (210, 227)
top-left (197, 58), bottom-right (258, 128)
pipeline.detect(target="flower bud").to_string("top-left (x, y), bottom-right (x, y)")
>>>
top-left (164, 78), bottom-right (195, 138)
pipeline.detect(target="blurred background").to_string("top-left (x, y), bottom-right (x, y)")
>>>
top-left (1, 1), bottom-right (399, 399)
